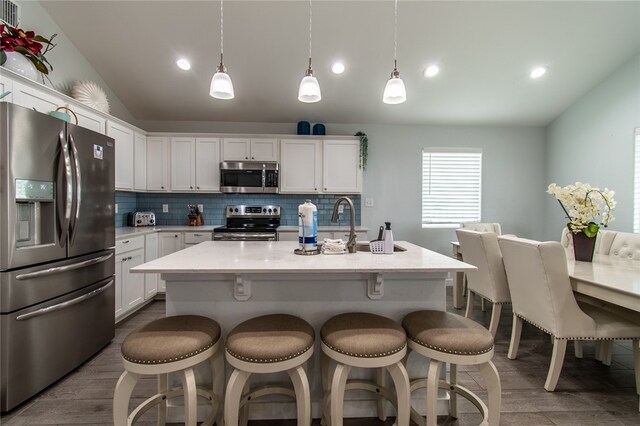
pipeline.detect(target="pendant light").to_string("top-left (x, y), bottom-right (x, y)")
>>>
top-left (298, 0), bottom-right (321, 103)
top-left (210, 0), bottom-right (234, 100)
top-left (383, 0), bottom-right (406, 104)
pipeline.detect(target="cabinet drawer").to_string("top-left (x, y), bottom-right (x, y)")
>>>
top-left (116, 236), bottom-right (145, 254)
top-left (184, 232), bottom-right (212, 244)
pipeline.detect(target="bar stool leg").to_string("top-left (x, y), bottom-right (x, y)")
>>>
top-left (288, 365), bottom-right (311, 426)
top-left (449, 363), bottom-right (457, 418)
top-left (157, 373), bottom-right (168, 426)
top-left (330, 363), bottom-right (351, 426)
top-left (320, 352), bottom-right (331, 426)
top-left (225, 369), bottom-right (251, 426)
top-left (632, 339), bottom-right (639, 412)
top-left (387, 362), bottom-right (410, 426)
top-left (426, 360), bottom-right (443, 426)
top-left (376, 368), bottom-right (387, 421)
top-left (239, 380), bottom-right (250, 426)
top-left (478, 361), bottom-right (501, 425)
top-left (465, 290), bottom-right (474, 318)
top-left (113, 370), bottom-right (140, 426)
top-left (181, 368), bottom-right (198, 426)
top-left (211, 351), bottom-right (225, 426)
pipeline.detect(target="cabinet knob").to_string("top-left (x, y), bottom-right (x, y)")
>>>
top-left (123, 240), bottom-right (129, 244)
top-left (314, 188), bottom-right (317, 191)
top-left (251, 157), bottom-right (255, 159)
top-left (128, 256), bottom-right (132, 260)
top-left (161, 186), bottom-right (164, 189)
top-left (245, 156), bottom-right (249, 160)
top-left (324, 188), bottom-right (327, 191)
top-left (190, 186), bottom-right (193, 189)
top-left (174, 234), bottom-right (178, 238)
top-left (197, 186), bottom-right (200, 189)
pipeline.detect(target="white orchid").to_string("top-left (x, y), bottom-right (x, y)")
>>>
top-left (547, 182), bottom-right (616, 237)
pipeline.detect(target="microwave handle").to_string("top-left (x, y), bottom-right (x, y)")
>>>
top-left (262, 163), bottom-right (266, 190)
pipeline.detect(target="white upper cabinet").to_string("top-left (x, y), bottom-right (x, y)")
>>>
top-left (195, 137), bottom-right (221, 191)
top-left (146, 137), bottom-right (170, 191)
top-left (322, 139), bottom-right (362, 193)
top-left (107, 121), bottom-right (135, 190)
top-left (11, 80), bottom-right (63, 114)
top-left (133, 132), bottom-right (147, 191)
top-left (170, 137), bottom-right (196, 191)
top-left (0, 74), bottom-right (13, 102)
top-left (68, 103), bottom-right (106, 134)
top-left (280, 139), bottom-right (322, 193)
top-left (223, 137), bottom-right (279, 161)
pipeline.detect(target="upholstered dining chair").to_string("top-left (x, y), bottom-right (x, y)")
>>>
top-left (462, 222), bottom-right (502, 234)
top-left (498, 236), bottom-right (640, 411)
top-left (455, 229), bottom-right (511, 337)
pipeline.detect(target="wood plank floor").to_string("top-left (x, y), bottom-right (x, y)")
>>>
top-left (1, 287), bottom-right (639, 425)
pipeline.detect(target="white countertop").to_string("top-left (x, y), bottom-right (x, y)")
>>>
top-left (131, 240), bottom-right (475, 274)
top-left (116, 225), bottom-right (369, 239)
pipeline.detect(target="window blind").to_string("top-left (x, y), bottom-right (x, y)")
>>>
top-left (634, 131), bottom-right (640, 233)
top-left (422, 149), bottom-right (482, 225)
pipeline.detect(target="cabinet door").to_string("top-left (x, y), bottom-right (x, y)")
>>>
top-left (322, 139), bottom-right (362, 193)
top-left (11, 80), bottom-right (63, 114)
top-left (222, 138), bottom-right (251, 161)
top-left (123, 248), bottom-right (145, 311)
top-left (158, 233), bottom-right (184, 292)
top-left (115, 258), bottom-right (124, 319)
top-left (134, 132), bottom-right (147, 191)
top-left (195, 137), bottom-right (220, 191)
top-left (280, 139), bottom-right (322, 193)
top-left (69, 103), bottom-right (106, 134)
top-left (144, 233), bottom-right (158, 300)
top-left (0, 74), bottom-right (12, 102)
top-left (107, 121), bottom-right (135, 190)
top-left (171, 137), bottom-right (196, 191)
top-left (146, 137), bottom-right (170, 191)
top-left (250, 138), bottom-right (279, 161)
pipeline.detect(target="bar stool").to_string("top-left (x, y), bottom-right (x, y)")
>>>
top-left (113, 315), bottom-right (224, 426)
top-left (402, 310), bottom-right (501, 426)
top-left (224, 314), bottom-right (314, 426)
top-left (320, 312), bottom-right (411, 426)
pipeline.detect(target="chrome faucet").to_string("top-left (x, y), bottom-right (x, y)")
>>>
top-left (331, 197), bottom-right (357, 253)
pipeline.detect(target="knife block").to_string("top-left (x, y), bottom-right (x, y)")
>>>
top-left (188, 212), bottom-right (204, 226)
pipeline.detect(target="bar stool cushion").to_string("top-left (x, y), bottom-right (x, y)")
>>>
top-left (403, 310), bottom-right (494, 355)
top-left (121, 315), bottom-right (221, 364)
top-left (226, 314), bottom-right (314, 363)
top-left (321, 312), bottom-right (406, 358)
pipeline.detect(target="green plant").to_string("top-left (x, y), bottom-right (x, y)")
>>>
top-left (355, 131), bottom-right (368, 170)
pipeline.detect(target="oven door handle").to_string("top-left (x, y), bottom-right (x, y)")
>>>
top-left (16, 280), bottom-right (114, 321)
top-left (215, 233), bottom-right (276, 241)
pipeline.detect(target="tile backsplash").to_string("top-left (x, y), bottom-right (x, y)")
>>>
top-left (116, 192), bottom-right (360, 227)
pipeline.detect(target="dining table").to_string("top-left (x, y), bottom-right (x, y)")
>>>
top-left (451, 240), bottom-right (640, 319)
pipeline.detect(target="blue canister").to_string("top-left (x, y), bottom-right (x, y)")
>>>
top-left (297, 121), bottom-right (311, 135)
top-left (313, 123), bottom-right (326, 135)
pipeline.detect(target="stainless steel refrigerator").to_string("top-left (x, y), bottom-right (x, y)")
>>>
top-left (0, 103), bottom-right (116, 412)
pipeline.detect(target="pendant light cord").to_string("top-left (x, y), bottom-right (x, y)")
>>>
top-left (220, 0), bottom-right (224, 64)
top-left (393, 0), bottom-right (398, 69)
top-left (308, 0), bottom-right (313, 68)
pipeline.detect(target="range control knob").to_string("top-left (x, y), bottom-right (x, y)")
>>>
top-left (273, 208), bottom-right (278, 214)
top-left (268, 208), bottom-right (272, 213)
top-left (234, 208), bottom-right (239, 213)
top-left (263, 208), bottom-right (267, 213)
top-left (136, 219), bottom-right (142, 224)
top-left (229, 208), bottom-right (233, 213)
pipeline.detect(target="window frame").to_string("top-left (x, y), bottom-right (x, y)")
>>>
top-left (634, 129), bottom-right (640, 233)
top-left (421, 147), bottom-right (483, 228)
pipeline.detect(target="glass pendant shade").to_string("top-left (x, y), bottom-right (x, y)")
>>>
top-left (383, 75), bottom-right (406, 104)
top-left (298, 74), bottom-right (321, 103)
top-left (210, 71), bottom-right (235, 100)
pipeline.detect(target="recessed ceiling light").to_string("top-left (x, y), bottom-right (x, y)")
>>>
top-left (530, 66), bottom-right (547, 79)
top-left (176, 58), bottom-right (191, 71)
top-left (424, 65), bottom-right (440, 78)
top-left (331, 62), bottom-right (345, 74)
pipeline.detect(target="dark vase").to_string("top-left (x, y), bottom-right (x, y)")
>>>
top-left (572, 232), bottom-right (596, 262)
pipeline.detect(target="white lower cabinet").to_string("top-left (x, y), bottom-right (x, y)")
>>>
top-left (144, 233), bottom-right (158, 299)
top-left (157, 232), bottom-right (184, 292)
top-left (115, 236), bottom-right (146, 320)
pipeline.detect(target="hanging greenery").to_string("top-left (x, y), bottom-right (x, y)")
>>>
top-left (355, 131), bottom-right (368, 170)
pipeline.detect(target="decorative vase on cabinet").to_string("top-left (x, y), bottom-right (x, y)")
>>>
top-left (1, 52), bottom-right (39, 81)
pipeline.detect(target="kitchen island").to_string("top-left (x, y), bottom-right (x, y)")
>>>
top-left (132, 240), bottom-right (474, 421)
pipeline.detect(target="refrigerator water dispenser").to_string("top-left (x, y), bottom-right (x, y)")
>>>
top-left (14, 179), bottom-right (55, 248)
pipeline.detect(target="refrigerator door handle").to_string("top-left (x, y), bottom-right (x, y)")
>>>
top-left (58, 131), bottom-right (73, 246)
top-left (15, 280), bottom-right (114, 321)
top-left (15, 252), bottom-right (114, 280)
top-left (68, 133), bottom-right (82, 245)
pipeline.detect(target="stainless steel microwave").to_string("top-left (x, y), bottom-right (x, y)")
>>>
top-left (220, 161), bottom-right (279, 193)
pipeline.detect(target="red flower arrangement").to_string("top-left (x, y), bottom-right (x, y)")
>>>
top-left (0, 24), bottom-right (56, 75)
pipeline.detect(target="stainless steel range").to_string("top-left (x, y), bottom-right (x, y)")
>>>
top-left (213, 205), bottom-right (281, 241)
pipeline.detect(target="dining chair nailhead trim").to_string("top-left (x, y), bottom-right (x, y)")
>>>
top-left (471, 289), bottom-right (512, 305)
top-left (122, 342), bottom-right (214, 364)
top-left (407, 335), bottom-right (493, 356)
top-left (515, 314), bottom-right (637, 341)
top-left (321, 340), bottom-right (406, 358)
top-left (225, 343), bottom-right (314, 364)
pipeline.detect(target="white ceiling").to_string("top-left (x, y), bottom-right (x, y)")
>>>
top-left (41, 1), bottom-right (640, 126)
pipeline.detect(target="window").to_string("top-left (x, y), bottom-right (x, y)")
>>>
top-left (422, 148), bottom-right (482, 226)
top-left (634, 130), bottom-right (640, 233)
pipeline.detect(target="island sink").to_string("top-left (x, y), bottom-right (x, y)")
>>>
top-left (356, 243), bottom-right (407, 252)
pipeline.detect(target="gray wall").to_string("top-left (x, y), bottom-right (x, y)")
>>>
top-left (141, 120), bottom-right (547, 255)
top-left (14, 1), bottom-right (137, 124)
top-left (545, 52), bottom-right (640, 239)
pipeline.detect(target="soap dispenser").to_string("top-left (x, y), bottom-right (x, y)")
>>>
top-left (383, 222), bottom-right (394, 254)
